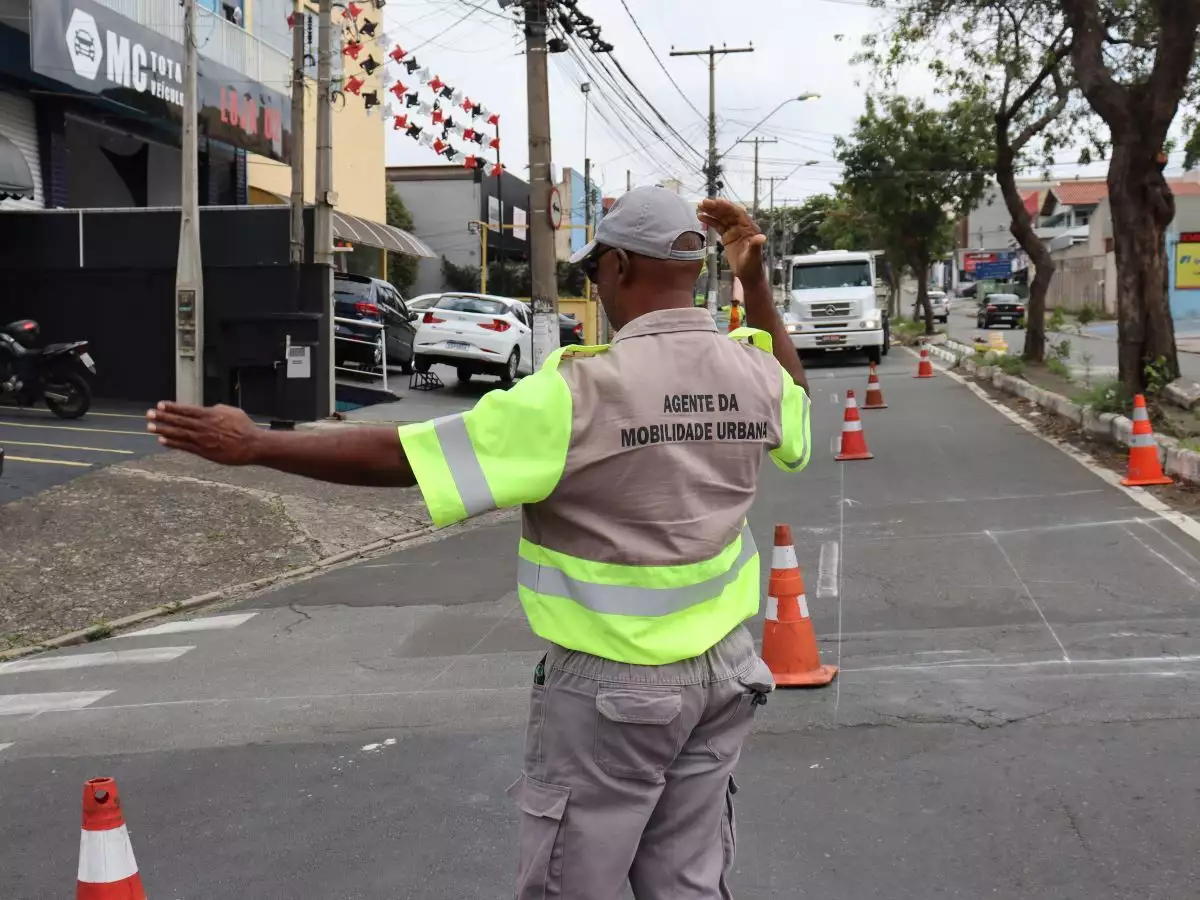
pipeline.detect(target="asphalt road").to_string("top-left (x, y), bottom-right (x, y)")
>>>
top-left (944, 302), bottom-right (1200, 383)
top-left (0, 405), bottom-right (163, 503)
top-left (3, 350), bottom-right (1200, 898)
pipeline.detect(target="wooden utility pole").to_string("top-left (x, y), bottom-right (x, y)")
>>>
top-left (315, 0), bottom-right (335, 413)
top-left (670, 44), bottom-right (754, 315)
top-left (174, 0), bottom-right (203, 404)
top-left (288, 0), bottom-right (306, 266)
top-left (523, 0), bottom-right (559, 369)
top-left (737, 136), bottom-right (776, 218)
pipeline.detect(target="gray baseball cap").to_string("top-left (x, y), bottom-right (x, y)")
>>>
top-left (569, 185), bottom-right (706, 264)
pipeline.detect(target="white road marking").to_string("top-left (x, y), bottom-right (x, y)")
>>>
top-left (817, 541), bottom-right (840, 598)
top-left (0, 742), bottom-right (12, 753)
top-left (913, 650), bottom-right (974, 656)
top-left (1121, 525), bottom-right (1200, 590)
top-left (986, 531), bottom-right (1071, 662)
top-left (834, 463), bottom-right (846, 720)
top-left (0, 647), bottom-right (193, 675)
top-left (899, 489), bottom-right (1105, 506)
top-left (0, 691), bottom-right (113, 715)
top-left (119, 613), bottom-right (259, 638)
top-left (920, 348), bottom-right (1200, 553)
top-left (845, 654), bottom-right (1200, 674)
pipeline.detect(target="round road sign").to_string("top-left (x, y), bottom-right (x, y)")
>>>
top-left (549, 186), bottom-right (563, 230)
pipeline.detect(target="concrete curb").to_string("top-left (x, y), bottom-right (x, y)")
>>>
top-left (0, 524), bottom-right (437, 663)
top-left (930, 339), bottom-right (1200, 486)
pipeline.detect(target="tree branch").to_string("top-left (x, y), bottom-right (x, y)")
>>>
top-left (1145, 1), bottom-right (1200, 136)
top-left (1012, 65), bottom-right (1070, 152)
top-left (1060, 0), bottom-right (1130, 127)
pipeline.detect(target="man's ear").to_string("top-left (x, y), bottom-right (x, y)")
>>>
top-left (615, 248), bottom-right (632, 284)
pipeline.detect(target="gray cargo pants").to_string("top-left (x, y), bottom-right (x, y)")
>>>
top-left (506, 625), bottom-right (774, 899)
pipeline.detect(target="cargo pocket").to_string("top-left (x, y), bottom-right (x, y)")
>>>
top-left (594, 685), bottom-right (683, 783)
top-left (707, 657), bottom-right (776, 760)
top-left (508, 773), bottom-right (569, 900)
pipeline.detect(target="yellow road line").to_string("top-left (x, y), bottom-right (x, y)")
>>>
top-left (4, 455), bottom-right (94, 468)
top-left (0, 421), bottom-right (151, 437)
top-left (0, 440), bottom-right (134, 455)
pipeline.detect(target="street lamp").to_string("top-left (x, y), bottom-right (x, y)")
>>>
top-left (721, 93), bottom-right (820, 158)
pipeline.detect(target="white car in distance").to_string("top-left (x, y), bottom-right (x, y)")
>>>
top-left (413, 292), bottom-right (534, 384)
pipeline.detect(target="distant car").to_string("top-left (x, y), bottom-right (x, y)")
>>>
top-left (332, 273), bottom-right (418, 373)
top-left (414, 292), bottom-right (534, 384)
top-left (560, 313), bottom-right (584, 346)
top-left (406, 293), bottom-right (442, 311)
top-left (976, 292), bottom-right (1025, 329)
top-left (913, 291), bottom-right (950, 324)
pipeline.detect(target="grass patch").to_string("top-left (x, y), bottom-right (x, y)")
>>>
top-left (85, 622), bottom-right (114, 642)
top-left (1046, 358), bottom-right (1072, 380)
top-left (1072, 377), bottom-right (1132, 415)
top-left (995, 355), bottom-right (1025, 375)
top-left (891, 319), bottom-right (941, 343)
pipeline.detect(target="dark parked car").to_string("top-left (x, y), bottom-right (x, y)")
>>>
top-left (560, 313), bottom-right (584, 345)
top-left (333, 273), bottom-right (418, 372)
top-left (976, 292), bottom-right (1025, 330)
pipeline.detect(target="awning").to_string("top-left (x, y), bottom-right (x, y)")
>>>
top-left (0, 134), bottom-right (34, 201)
top-left (333, 210), bottom-right (436, 259)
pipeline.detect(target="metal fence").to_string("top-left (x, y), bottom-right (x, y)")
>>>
top-left (333, 317), bottom-right (387, 394)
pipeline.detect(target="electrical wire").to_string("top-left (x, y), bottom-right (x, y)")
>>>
top-left (615, 0), bottom-right (706, 123)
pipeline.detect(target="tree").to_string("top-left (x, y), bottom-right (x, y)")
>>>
top-left (761, 195), bottom-right (839, 256)
top-left (818, 188), bottom-right (908, 316)
top-left (1060, 0), bottom-right (1200, 394)
top-left (385, 184), bottom-right (419, 295)
top-left (836, 96), bottom-right (994, 333)
top-left (862, 0), bottom-right (1079, 362)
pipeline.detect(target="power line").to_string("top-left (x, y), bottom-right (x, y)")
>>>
top-left (615, 0), bottom-right (706, 123)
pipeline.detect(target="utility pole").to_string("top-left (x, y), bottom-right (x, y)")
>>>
top-left (670, 44), bottom-right (754, 316)
top-left (494, 118), bottom-right (503, 296)
top-left (523, 0), bottom-right (559, 369)
top-left (626, 169), bottom-right (631, 192)
top-left (315, 0), bottom-right (336, 414)
top-left (765, 175), bottom-right (785, 302)
top-left (737, 136), bottom-right (776, 218)
top-left (174, 0), bottom-right (203, 404)
top-left (288, 0), bottom-right (306, 266)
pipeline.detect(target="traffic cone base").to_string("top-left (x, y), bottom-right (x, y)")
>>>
top-left (1121, 393), bottom-right (1172, 486)
top-left (863, 363), bottom-right (887, 409)
top-left (835, 390), bottom-right (873, 460)
top-left (761, 524), bottom-right (838, 689)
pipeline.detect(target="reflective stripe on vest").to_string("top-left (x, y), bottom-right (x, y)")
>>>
top-left (517, 526), bottom-right (761, 665)
top-left (774, 385), bottom-right (811, 470)
top-left (432, 414), bottom-right (496, 517)
top-left (519, 526), bottom-right (757, 616)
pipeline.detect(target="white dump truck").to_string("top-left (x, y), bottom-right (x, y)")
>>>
top-left (782, 249), bottom-right (890, 365)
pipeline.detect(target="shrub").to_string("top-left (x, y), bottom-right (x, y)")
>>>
top-left (1077, 304), bottom-right (1097, 327)
top-left (996, 355), bottom-right (1024, 375)
top-left (1072, 377), bottom-right (1131, 414)
top-left (1048, 307), bottom-right (1066, 332)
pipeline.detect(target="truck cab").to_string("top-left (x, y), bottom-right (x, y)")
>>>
top-left (783, 250), bottom-right (888, 365)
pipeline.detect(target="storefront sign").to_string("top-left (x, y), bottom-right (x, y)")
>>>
top-left (31, 0), bottom-right (290, 162)
top-left (1175, 233), bottom-right (1200, 290)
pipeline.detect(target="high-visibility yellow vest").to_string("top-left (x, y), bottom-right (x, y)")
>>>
top-left (398, 321), bottom-right (811, 665)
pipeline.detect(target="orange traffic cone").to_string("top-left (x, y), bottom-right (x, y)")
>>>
top-left (914, 342), bottom-right (935, 378)
top-left (835, 390), bottom-right (873, 460)
top-left (761, 524), bottom-right (837, 687)
top-left (1121, 394), bottom-right (1172, 487)
top-left (77, 778), bottom-right (146, 900)
top-left (863, 362), bottom-right (887, 409)
top-left (727, 300), bottom-right (742, 332)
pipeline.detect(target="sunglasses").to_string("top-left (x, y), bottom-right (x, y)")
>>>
top-left (581, 246), bottom-right (615, 283)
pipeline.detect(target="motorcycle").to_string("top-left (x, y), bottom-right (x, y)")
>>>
top-left (0, 319), bottom-right (95, 419)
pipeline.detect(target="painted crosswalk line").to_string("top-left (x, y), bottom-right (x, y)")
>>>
top-left (119, 613), bottom-right (259, 638)
top-left (0, 691), bottom-right (113, 716)
top-left (0, 646), bottom-right (194, 675)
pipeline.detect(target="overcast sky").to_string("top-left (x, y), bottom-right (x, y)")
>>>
top-left (375, 0), bottom-right (1121, 209)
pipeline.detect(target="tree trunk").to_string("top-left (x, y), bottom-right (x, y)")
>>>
top-left (995, 132), bottom-right (1054, 362)
top-left (914, 259), bottom-right (933, 334)
top-left (1108, 138), bottom-right (1178, 395)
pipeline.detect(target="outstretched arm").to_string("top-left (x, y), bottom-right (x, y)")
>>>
top-left (697, 198), bottom-right (809, 393)
top-left (146, 402), bottom-right (415, 487)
